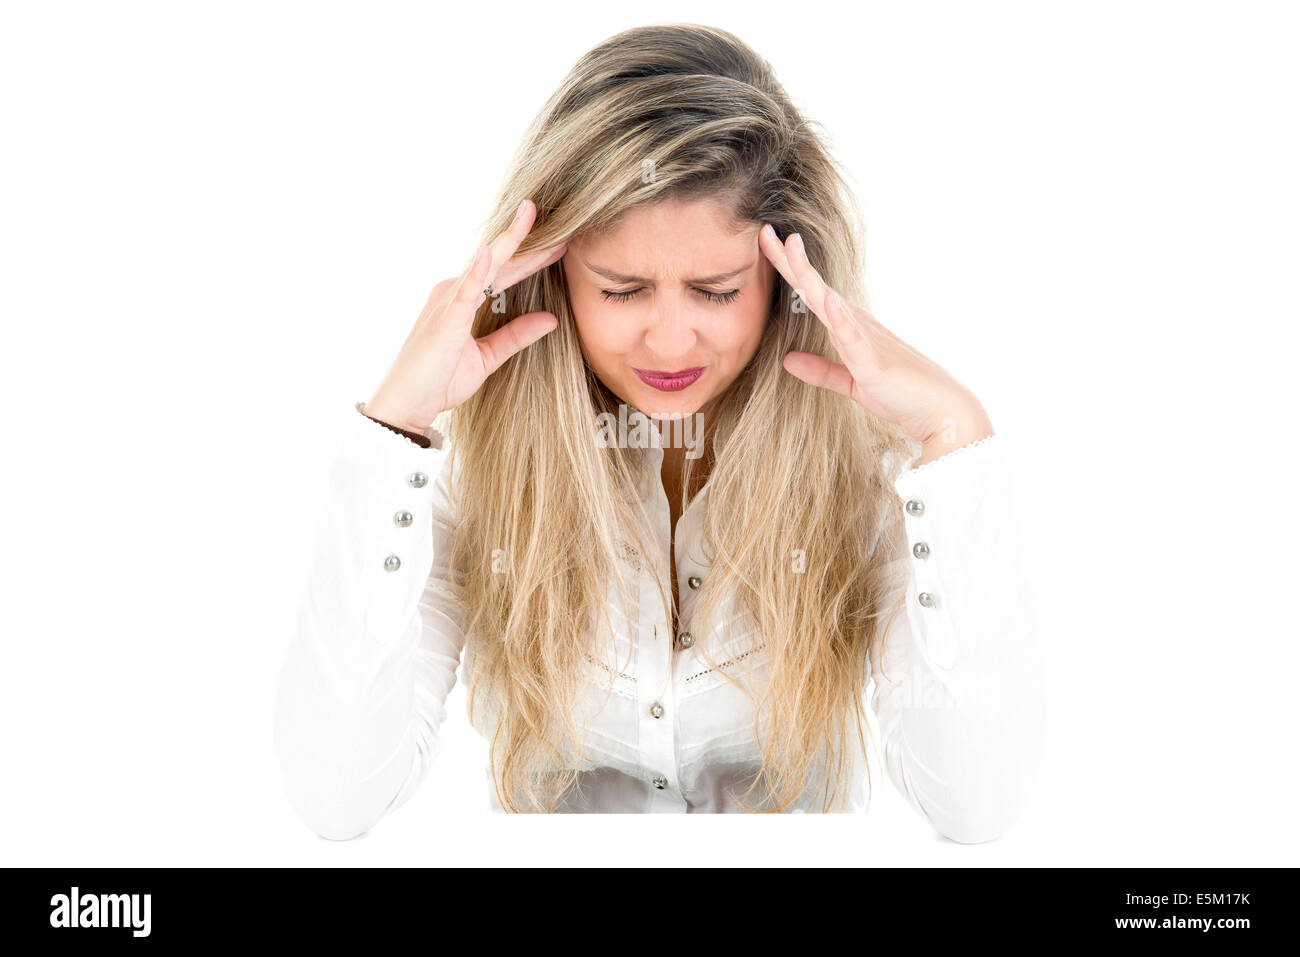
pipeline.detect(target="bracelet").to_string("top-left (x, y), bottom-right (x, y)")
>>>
top-left (355, 401), bottom-right (433, 448)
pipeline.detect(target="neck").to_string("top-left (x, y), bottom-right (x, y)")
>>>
top-left (657, 413), bottom-right (714, 500)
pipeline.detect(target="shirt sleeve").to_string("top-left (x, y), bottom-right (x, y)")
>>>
top-left (272, 404), bottom-right (466, 840)
top-left (868, 433), bottom-right (1047, 844)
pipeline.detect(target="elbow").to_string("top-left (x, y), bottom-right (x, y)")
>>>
top-left (274, 733), bottom-right (388, 841)
top-left (893, 761), bottom-right (1040, 845)
top-left (925, 735), bottom-right (1045, 845)
top-left (890, 711), bottom-right (1046, 846)
top-left (284, 785), bottom-right (383, 842)
top-left (929, 789), bottom-right (1031, 845)
top-left (929, 670), bottom-right (1048, 845)
top-left (271, 653), bottom-right (416, 842)
top-left (272, 701), bottom-right (402, 842)
top-left (274, 728), bottom-right (394, 841)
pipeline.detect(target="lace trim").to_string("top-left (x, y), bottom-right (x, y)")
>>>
top-left (903, 433), bottom-right (996, 476)
top-left (355, 400), bottom-right (443, 450)
top-left (614, 537), bottom-right (642, 573)
top-left (580, 648), bottom-right (636, 683)
top-left (684, 640), bottom-right (767, 683)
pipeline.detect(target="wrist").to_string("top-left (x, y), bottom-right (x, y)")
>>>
top-left (362, 394), bottom-right (435, 435)
top-left (359, 398), bottom-right (437, 448)
top-left (917, 403), bottom-right (993, 465)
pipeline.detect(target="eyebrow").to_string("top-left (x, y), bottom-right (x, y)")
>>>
top-left (581, 258), bottom-right (753, 285)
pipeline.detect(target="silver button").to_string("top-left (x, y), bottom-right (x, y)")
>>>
top-left (918, 591), bottom-right (936, 608)
top-left (394, 510), bottom-right (414, 527)
top-left (679, 631), bottom-right (694, 648)
top-left (651, 775), bottom-right (668, 790)
top-left (407, 471), bottom-right (428, 488)
top-left (650, 702), bottom-right (664, 719)
top-left (913, 542), bottom-right (930, 559)
top-left (687, 576), bottom-right (701, 590)
top-left (384, 554), bottom-right (402, 572)
top-left (905, 499), bottom-right (925, 517)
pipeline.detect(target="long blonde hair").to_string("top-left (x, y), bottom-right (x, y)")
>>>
top-left (446, 22), bottom-right (917, 812)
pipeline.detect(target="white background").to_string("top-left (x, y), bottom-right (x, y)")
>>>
top-left (2, 0), bottom-right (1296, 866)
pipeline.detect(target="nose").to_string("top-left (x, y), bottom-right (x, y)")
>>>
top-left (642, 293), bottom-right (698, 359)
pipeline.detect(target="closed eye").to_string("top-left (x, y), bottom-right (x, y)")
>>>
top-left (599, 287), bottom-right (741, 305)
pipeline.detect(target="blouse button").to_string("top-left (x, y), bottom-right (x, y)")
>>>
top-left (905, 499), bottom-right (925, 517)
top-left (918, 591), bottom-right (936, 608)
top-left (912, 542), bottom-right (930, 559)
top-left (384, 554), bottom-right (402, 572)
top-left (687, 576), bottom-right (701, 590)
top-left (651, 775), bottom-right (668, 790)
top-left (407, 471), bottom-right (428, 488)
top-left (650, 702), bottom-right (665, 719)
top-left (678, 631), bottom-right (695, 648)
top-left (394, 510), bottom-right (414, 527)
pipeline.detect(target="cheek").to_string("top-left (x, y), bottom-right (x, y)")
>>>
top-left (712, 304), bottom-right (768, 359)
top-left (573, 305), bottom-right (636, 366)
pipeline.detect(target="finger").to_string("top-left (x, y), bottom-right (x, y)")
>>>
top-left (488, 236), bottom-right (570, 293)
top-left (758, 224), bottom-right (849, 358)
top-left (475, 310), bottom-right (560, 376)
top-left (824, 287), bottom-right (885, 375)
top-left (446, 243), bottom-right (494, 327)
top-left (427, 233), bottom-right (548, 315)
top-left (759, 224), bottom-right (870, 352)
top-left (760, 224), bottom-right (834, 323)
top-left (758, 222), bottom-right (798, 292)
top-left (758, 225), bottom-right (846, 353)
top-left (482, 199), bottom-right (538, 291)
top-left (781, 351), bottom-right (855, 398)
top-left (785, 233), bottom-right (873, 352)
top-left (483, 199), bottom-right (569, 293)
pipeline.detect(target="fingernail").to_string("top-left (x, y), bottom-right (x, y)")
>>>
top-left (513, 200), bottom-right (528, 223)
top-left (791, 233), bottom-right (804, 255)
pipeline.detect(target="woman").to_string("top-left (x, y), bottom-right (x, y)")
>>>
top-left (272, 23), bottom-right (1046, 837)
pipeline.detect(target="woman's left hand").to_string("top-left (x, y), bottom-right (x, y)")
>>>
top-left (759, 224), bottom-right (994, 465)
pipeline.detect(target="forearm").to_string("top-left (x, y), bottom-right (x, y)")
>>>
top-left (873, 432), bottom-right (1047, 843)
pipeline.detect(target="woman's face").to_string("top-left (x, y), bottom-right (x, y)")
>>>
top-left (562, 196), bottom-right (775, 420)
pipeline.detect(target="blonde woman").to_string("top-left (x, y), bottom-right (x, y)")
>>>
top-left (272, 23), bottom-right (1046, 837)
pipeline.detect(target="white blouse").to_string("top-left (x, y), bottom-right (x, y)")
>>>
top-left (272, 404), bottom-right (1046, 840)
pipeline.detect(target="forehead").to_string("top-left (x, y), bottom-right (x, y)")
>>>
top-left (576, 196), bottom-right (757, 275)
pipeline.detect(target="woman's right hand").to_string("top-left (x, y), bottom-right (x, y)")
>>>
top-left (363, 199), bottom-right (568, 433)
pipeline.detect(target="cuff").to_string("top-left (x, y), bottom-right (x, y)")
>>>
top-left (335, 402), bottom-right (453, 645)
top-left (891, 433), bottom-right (1009, 670)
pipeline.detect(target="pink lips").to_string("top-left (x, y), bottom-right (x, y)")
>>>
top-left (633, 367), bottom-right (706, 392)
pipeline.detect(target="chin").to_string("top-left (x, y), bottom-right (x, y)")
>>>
top-left (629, 389), bottom-right (703, 419)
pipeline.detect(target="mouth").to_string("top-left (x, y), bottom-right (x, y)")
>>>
top-left (632, 366), bottom-right (706, 392)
